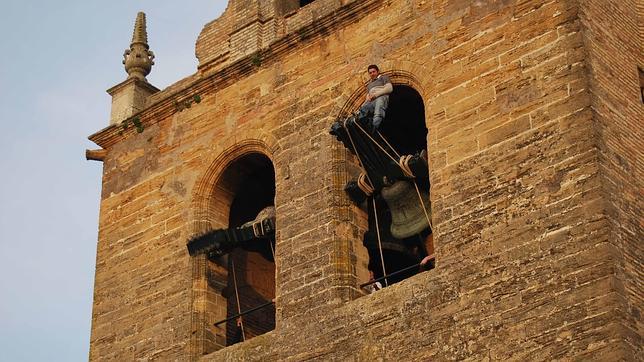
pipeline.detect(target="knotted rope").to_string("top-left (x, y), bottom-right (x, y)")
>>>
top-left (357, 173), bottom-right (374, 196)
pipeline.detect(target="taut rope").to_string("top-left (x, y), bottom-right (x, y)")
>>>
top-left (230, 259), bottom-right (245, 341)
top-left (372, 198), bottom-right (388, 287)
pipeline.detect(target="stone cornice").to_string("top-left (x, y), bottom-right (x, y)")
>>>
top-left (106, 77), bottom-right (160, 96)
top-left (88, 0), bottom-right (383, 149)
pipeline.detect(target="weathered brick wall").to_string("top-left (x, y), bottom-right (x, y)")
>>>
top-left (88, 0), bottom-right (641, 360)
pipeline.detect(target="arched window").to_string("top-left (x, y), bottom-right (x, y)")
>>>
top-left (364, 85), bottom-right (433, 287)
top-left (189, 152), bottom-right (276, 352)
top-left (380, 85), bottom-right (427, 156)
top-left (223, 154), bottom-right (276, 345)
top-left (330, 81), bottom-right (434, 293)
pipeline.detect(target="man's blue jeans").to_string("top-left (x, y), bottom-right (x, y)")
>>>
top-left (359, 95), bottom-right (389, 130)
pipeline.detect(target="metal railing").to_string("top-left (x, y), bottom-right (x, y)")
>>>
top-left (214, 300), bottom-right (275, 327)
top-left (359, 257), bottom-right (435, 290)
top-left (213, 257), bottom-right (435, 326)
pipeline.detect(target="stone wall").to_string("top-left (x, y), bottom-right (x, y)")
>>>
top-left (88, 0), bottom-right (641, 360)
top-left (195, 0), bottom-right (368, 73)
top-left (578, 0), bottom-right (643, 356)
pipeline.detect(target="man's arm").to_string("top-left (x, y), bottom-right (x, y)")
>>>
top-left (368, 82), bottom-right (393, 99)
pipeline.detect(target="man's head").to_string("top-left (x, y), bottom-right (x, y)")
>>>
top-left (367, 64), bottom-right (380, 80)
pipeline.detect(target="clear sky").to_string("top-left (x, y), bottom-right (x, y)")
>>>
top-left (0, 1), bottom-right (227, 360)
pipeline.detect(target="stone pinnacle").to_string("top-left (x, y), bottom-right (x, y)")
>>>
top-left (123, 11), bottom-right (155, 80)
top-left (131, 12), bottom-right (149, 48)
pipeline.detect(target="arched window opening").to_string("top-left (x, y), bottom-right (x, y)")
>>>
top-left (380, 85), bottom-right (427, 156)
top-left (224, 154), bottom-right (275, 345)
top-left (330, 83), bottom-right (434, 294)
top-left (188, 153), bottom-right (276, 350)
top-left (366, 85), bottom-right (433, 288)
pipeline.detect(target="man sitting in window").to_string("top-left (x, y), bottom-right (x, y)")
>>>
top-left (358, 64), bottom-right (393, 132)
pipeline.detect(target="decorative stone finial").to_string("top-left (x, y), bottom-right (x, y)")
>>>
top-left (123, 12), bottom-right (155, 80)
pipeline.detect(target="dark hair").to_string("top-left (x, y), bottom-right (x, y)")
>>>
top-left (367, 64), bottom-right (379, 72)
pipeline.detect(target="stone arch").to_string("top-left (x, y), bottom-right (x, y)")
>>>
top-left (189, 139), bottom-right (277, 356)
top-left (191, 139), bottom-right (277, 235)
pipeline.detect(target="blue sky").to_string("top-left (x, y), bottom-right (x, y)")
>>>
top-left (0, 1), bottom-right (226, 360)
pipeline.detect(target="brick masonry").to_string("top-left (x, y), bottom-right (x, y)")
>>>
top-left (88, 0), bottom-right (642, 360)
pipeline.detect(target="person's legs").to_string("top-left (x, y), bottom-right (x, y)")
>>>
top-left (358, 100), bottom-right (375, 120)
top-left (372, 96), bottom-right (388, 130)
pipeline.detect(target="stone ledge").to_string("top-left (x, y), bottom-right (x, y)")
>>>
top-left (200, 268), bottom-right (447, 360)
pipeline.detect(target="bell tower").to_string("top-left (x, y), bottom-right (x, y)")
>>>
top-left (87, 1), bottom-right (642, 360)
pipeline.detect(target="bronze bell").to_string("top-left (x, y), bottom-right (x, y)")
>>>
top-left (380, 180), bottom-right (431, 239)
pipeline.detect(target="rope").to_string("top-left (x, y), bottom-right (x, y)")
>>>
top-left (377, 130), bottom-right (402, 158)
top-left (398, 155), bottom-right (414, 178)
top-left (413, 182), bottom-right (433, 233)
top-left (372, 198), bottom-right (388, 287)
top-left (353, 120), bottom-right (400, 165)
top-left (230, 259), bottom-right (245, 341)
top-left (343, 118), bottom-right (374, 187)
top-left (269, 239), bottom-right (275, 261)
top-left (357, 173), bottom-right (374, 196)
